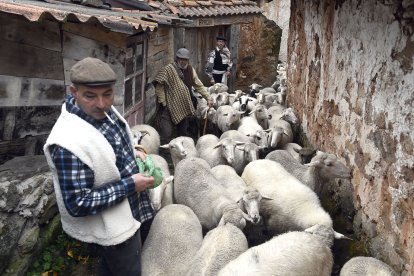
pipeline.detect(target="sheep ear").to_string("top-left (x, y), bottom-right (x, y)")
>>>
top-left (241, 211), bottom-right (254, 223)
top-left (218, 216), bottom-right (226, 226)
top-left (305, 160), bottom-right (322, 167)
top-left (160, 144), bottom-right (170, 149)
top-left (261, 195), bottom-right (274, 200)
top-left (213, 142), bottom-right (223, 148)
top-left (165, 176), bottom-right (174, 184)
top-left (334, 231), bottom-right (353, 240)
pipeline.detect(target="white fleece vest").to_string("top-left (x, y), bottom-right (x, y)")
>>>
top-left (44, 104), bottom-right (140, 246)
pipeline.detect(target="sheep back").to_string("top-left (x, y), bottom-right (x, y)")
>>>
top-left (174, 157), bottom-right (236, 229)
top-left (339, 256), bottom-right (398, 276)
top-left (142, 204), bottom-right (203, 276)
top-left (196, 134), bottom-right (226, 167)
top-left (186, 224), bottom-right (248, 276)
top-left (218, 230), bottom-right (333, 276)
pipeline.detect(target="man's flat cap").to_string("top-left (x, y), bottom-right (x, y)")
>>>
top-left (70, 57), bottom-right (117, 86)
top-left (216, 36), bottom-right (227, 41)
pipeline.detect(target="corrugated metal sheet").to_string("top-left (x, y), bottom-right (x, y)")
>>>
top-left (0, 0), bottom-right (191, 34)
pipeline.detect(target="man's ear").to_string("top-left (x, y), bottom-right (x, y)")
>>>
top-left (70, 85), bottom-right (78, 99)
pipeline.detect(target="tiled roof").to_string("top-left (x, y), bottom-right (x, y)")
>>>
top-left (0, 0), bottom-right (262, 34)
top-left (150, 0), bottom-right (262, 18)
top-left (0, 0), bottom-right (192, 34)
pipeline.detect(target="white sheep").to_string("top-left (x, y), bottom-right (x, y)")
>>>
top-left (147, 154), bottom-right (174, 211)
top-left (196, 98), bottom-right (217, 123)
top-left (211, 92), bottom-right (230, 108)
top-left (196, 134), bottom-right (226, 167)
top-left (212, 165), bottom-right (263, 223)
top-left (186, 224), bottom-right (248, 276)
top-left (248, 104), bottom-right (272, 130)
top-left (208, 82), bottom-right (229, 94)
top-left (174, 157), bottom-right (253, 230)
top-left (217, 133), bottom-right (260, 174)
top-left (130, 124), bottom-right (160, 154)
top-left (268, 119), bottom-right (293, 148)
top-left (265, 150), bottom-right (351, 195)
top-left (281, 142), bottom-right (317, 164)
top-left (215, 105), bottom-right (244, 133)
top-left (241, 159), bottom-right (332, 235)
top-left (141, 204), bottom-right (203, 276)
top-left (339, 256), bottom-right (398, 276)
top-left (160, 136), bottom-right (197, 168)
top-left (268, 105), bottom-right (299, 127)
top-left (218, 224), bottom-right (348, 276)
top-left (228, 90), bottom-right (246, 105)
top-left (232, 95), bottom-right (257, 113)
top-left (248, 83), bottom-right (263, 98)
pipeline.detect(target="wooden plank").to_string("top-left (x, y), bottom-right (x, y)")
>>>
top-left (0, 39), bottom-right (64, 80)
top-left (63, 22), bottom-right (127, 48)
top-left (228, 24), bottom-right (240, 92)
top-left (0, 13), bottom-right (61, 51)
top-left (0, 75), bottom-right (65, 107)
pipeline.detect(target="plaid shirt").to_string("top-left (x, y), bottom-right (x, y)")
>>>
top-left (50, 96), bottom-right (154, 222)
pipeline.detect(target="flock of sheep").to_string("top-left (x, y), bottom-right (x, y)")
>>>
top-left (130, 64), bottom-right (398, 276)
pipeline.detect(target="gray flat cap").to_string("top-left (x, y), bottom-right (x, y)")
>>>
top-left (70, 57), bottom-right (117, 86)
top-left (176, 48), bottom-right (190, 59)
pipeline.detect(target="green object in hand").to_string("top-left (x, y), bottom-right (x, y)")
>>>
top-left (136, 155), bottom-right (164, 189)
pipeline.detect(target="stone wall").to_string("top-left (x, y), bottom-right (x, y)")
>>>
top-left (288, 0), bottom-right (414, 275)
top-left (0, 156), bottom-right (59, 275)
top-left (236, 15), bottom-right (282, 90)
top-left (260, 0), bottom-right (291, 62)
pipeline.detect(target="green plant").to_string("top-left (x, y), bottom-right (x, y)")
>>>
top-left (27, 229), bottom-right (98, 275)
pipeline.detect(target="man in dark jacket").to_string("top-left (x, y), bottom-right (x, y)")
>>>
top-left (205, 36), bottom-right (233, 85)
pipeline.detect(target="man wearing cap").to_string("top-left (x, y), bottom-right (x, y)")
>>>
top-left (205, 36), bottom-right (233, 85)
top-left (154, 48), bottom-right (212, 143)
top-left (43, 57), bottom-right (155, 275)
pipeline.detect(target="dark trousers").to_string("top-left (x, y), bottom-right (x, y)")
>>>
top-left (212, 73), bottom-right (224, 83)
top-left (157, 107), bottom-right (198, 144)
top-left (96, 230), bottom-right (142, 276)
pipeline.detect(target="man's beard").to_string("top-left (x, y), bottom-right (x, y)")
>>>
top-left (177, 63), bottom-right (188, 70)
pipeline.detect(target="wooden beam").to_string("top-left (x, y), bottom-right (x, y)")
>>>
top-left (0, 39), bottom-right (64, 80)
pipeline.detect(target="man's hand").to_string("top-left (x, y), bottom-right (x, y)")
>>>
top-left (210, 78), bottom-right (215, 84)
top-left (207, 97), bottom-right (213, 107)
top-left (135, 150), bottom-right (147, 161)
top-left (132, 173), bottom-right (155, 192)
top-left (225, 71), bottom-right (231, 77)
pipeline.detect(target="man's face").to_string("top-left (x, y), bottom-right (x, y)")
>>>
top-left (70, 84), bottom-right (114, 120)
top-left (216, 39), bottom-right (226, 49)
top-left (176, 57), bottom-right (189, 70)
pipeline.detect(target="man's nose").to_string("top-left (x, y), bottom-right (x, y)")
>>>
top-left (96, 97), bottom-right (106, 108)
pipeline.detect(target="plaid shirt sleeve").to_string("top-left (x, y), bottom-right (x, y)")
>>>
top-left (50, 144), bottom-right (137, 217)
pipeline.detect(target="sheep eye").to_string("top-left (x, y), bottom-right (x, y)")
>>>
top-left (256, 137), bottom-right (261, 140)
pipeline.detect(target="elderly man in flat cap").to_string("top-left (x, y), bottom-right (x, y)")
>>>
top-left (154, 48), bottom-right (212, 144)
top-left (205, 36), bottom-right (233, 85)
top-left (44, 57), bottom-right (154, 275)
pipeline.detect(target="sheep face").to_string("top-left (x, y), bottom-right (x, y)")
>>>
top-left (251, 130), bottom-right (271, 151)
top-left (282, 108), bottom-right (298, 125)
top-left (269, 127), bottom-right (288, 149)
top-left (307, 153), bottom-right (352, 179)
top-left (236, 143), bottom-right (259, 163)
top-left (219, 204), bottom-right (249, 230)
top-left (214, 138), bottom-right (242, 165)
top-left (238, 188), bottom-right (262, 224)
